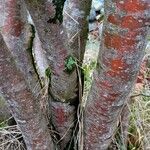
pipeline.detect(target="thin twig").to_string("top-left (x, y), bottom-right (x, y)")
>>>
top-left (131, 93), bottom-right (150, 98)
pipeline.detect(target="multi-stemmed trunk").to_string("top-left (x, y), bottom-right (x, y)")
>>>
top-left (0, 0), bottom-right (91, 149)
top-left (0, 0), bottom-right (149, 150)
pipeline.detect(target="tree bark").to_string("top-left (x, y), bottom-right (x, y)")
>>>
top-left (0, 0), bottom-right (54, 149)
top-left (0, 95), bottom-right (11, 122)
top-left (24, 1), bottom-right (91, 149)
top-left (63, 0), bottom-right (92, 61)
top-left (0, 0), bottom-right (41, 97)
top-left (0, 34), bottom-right (54, 150)
top-left (84, 0), bottom-right (150, 149)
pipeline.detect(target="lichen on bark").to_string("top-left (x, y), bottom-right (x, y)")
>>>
top-left (0, 34), bottom-right (54, 150)
top-left (84, 0), bottom-right (150, 149)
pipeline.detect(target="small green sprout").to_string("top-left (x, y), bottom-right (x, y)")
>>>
top-left (64, 56), bottom-right (76, 73)
top-left (45, 67), bottom-right (51, 78)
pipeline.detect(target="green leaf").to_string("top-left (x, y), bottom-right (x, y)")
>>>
top-left (45, 67), bottom-right (51, 78)
top-left (64, 56), bottom-right (76, 73)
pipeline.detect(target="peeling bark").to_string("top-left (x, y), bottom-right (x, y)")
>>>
top-left (27, 13), bottom-right (49, 86)
top-left (32, 31), bottom-right (49, 86)
top-left (84, 0), bottom-right (150, 149)
top-left (0, 34), bottom-right (54, 150)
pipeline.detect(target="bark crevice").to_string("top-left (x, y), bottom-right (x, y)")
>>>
top-left (26, 24), bottom-right (43, 87)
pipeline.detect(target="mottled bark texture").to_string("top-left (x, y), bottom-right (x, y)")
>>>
top-left (0, 95), bottom-right (11, 122)
top-left (0, 0), bottom-right (41, 97)
top-left (24, 0), bottom-right (91, 149)
top-left (0, 0), bottom-right (54, 149)
top-left (63, 0), bottom-right (92, 61)
top-left (84, 0), bottom-right (150, 149)
top-left (0, 34), bottom-right (54, 150)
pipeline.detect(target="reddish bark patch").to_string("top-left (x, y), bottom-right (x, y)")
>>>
top-left (136, 60), bottom-right (147, 83)
top-left (3, 19), bottom-right (24, 37)
top-left (99, 80), bottom-right (112, 89)
top-left (108, 14), bottom-right (150, 30)
top-left (85, 122), bottom-right (107, 149)
top-left (88, 123), bottom-right (106, 136)
top-left (104, 32), bottom-right (135, 51)
top-left (94, 100), bottom-right (109, 113)
top-left (53, 107), bottom-right (66, 125)
top-left (107, 14), bottom-right (120, 25)
top-left (110, 59), bottom-right (126, 72)
top-left (104, 58), bottom-right (130, 80)
top-left (121, 16), bottom-right (144, 29)
top-left (106, 70), bottom-right (129, 80)
top-left (115, 0), bottom-right (150, 13)
top-left (2, 0), bottom-right (24, 37)
top-left (101, 93), bottom-right (118, 102)
top-left (124, 28), bottom-right (146, 39)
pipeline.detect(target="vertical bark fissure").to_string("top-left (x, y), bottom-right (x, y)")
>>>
top-left (32, 29), bottom-right (49, 86)
top-left (26, 24), bottom-right (43, 87)
top-left (84, 0), bottom-right (150, 149)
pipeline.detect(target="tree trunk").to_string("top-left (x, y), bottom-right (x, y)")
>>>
top-left (1, 0), bottom-right (149, 149)
top-left (0, 34), bottom-right (54, 150)
top-left (0, 0), bottom-right (41, 96)
top-left (24, 0), bottom-right (91, 149)
top-left (84, 0), bottom-right (150, 149)
top-left (0, 0), bottom-right (54, 149)
top-left (63, 0), bottom-right (92, 62)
